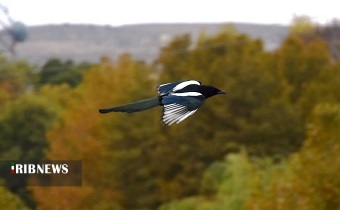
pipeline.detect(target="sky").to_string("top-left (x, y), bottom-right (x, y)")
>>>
top-left (1, 0), bottom-right (339, 27)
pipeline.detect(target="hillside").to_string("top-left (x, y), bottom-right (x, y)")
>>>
top-left (11, 23), bottom-right (288, 64)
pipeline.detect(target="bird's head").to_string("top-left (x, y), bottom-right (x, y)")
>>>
top-left (200, 85), bottom-right (227, 98)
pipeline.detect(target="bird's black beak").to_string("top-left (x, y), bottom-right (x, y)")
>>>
top-left (217, 90), bottom-right (227, 95)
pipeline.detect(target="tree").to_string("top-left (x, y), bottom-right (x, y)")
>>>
top-left (32, 55), bottom-right (158, 210)
top-left (158, 150), bottom-right (279, 210)
top-left (0, 94), bottom-right (56, 209)
top-left (0, 184), bottom-right (29, 210)
top-left (158, 26), bottom-right (304, 157)
top-left (289, 16), bottom-right (314, 34)
top-left (316, 21), bottom-right (340, 60)
top-left (39, 58), bottom-right (91, 88)
top-left (31, 23), bottom-right (338, 210)
top-left (0, 57), bottom-right (33, 107)
top-left (277, 29), bottom-right (330, 103)
top-left (0, 94), bottom-right (55, 160)
top-left (244, 104), bottom-right (340, 210)
top-left (298, 61), bottom-right (340, 119)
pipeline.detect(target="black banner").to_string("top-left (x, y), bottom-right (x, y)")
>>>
top-left (0, 160), bottom-right (82, 186)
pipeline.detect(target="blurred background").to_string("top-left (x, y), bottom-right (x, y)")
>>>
top-left (0, 1), bottom-right (339, 210)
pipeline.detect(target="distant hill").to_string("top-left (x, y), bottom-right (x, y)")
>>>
top-left (10, 23), bottom-right (288, 64)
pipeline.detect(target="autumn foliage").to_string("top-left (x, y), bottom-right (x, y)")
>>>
top-left (0, 22), bottom-right (339, 210)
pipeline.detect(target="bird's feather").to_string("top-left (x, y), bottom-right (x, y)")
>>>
top-left (171, 92), bottom-right (202, 97)
top-left (99, 80), bottom-right (226, 126)
top-left (158, 80), bottom-right (200, 95)
top-left (161, 94), bottom-right (205, 125)
top-left (99, 97), bottom-right (160, 113)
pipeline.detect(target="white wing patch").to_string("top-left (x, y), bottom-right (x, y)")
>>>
top-left (173, 80), bottom-right (200, 92)
top-left (171, 92), bottom-right (202, 97)
top-left (162, 104), bottom-right (198, 126)
top-left (158, 82), bottom-right (171, 88)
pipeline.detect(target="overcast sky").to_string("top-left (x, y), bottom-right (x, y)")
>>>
top-left (1, 0), bottom-right (339, 26)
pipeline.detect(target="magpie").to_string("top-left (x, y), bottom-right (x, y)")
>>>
top-left (99, 80), bottom-right (226, 126)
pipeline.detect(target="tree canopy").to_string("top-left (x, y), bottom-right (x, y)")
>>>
top-left (0, 22), bottom-right (339, 210)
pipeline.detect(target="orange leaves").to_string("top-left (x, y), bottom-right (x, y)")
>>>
top-left (32, 55), bottom-right (157, 209)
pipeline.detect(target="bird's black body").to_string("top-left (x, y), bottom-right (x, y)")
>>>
top-left (174, 84), bottom-right (225, 99)
top-left (99, 80), bottom-right (226, 125)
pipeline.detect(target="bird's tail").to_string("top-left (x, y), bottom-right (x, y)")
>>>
top-left (99, 97), bottom-right (161, 114)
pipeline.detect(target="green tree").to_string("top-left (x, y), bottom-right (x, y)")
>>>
top-left (0, 57), bottom-right (33, 107)
top-left (148, 27), bottom-right (306, 209)
top-left (39, 58), bottom-right (91, 88)
top-left (299, 62), bottom-right (340, 119)
top-left (158, 34), bottom-right (192, 82)
top-left (0, 94), bottom-right (56, 209)
top-left (0, 95), bottom-right (55, 160)
top-left (0, 185), bottom-right (29, 210)
top-left (244, 104), bottom-right (340, 210)
top-left (159, 150), bottom-right (280, 210)
top-left (289, 16), bottom-right (314, 34)
top-left (157, 26), bottom-right (340, 210)
top-left (158, 26), bottom-right (303, 158)
top-left (277, 31), bottom-right (330, 103)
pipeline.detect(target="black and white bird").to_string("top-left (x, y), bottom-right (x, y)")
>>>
top-left (99, 80), bottom-right (226, 126)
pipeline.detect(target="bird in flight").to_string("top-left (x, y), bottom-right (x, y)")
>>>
top-left (99, 80), bottom-right (226, 126)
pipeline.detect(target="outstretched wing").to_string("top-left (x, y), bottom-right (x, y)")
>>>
top-left (158, 80), bottom-right (201, 95)
top-left (161, 93), bottom-right (205, 126)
